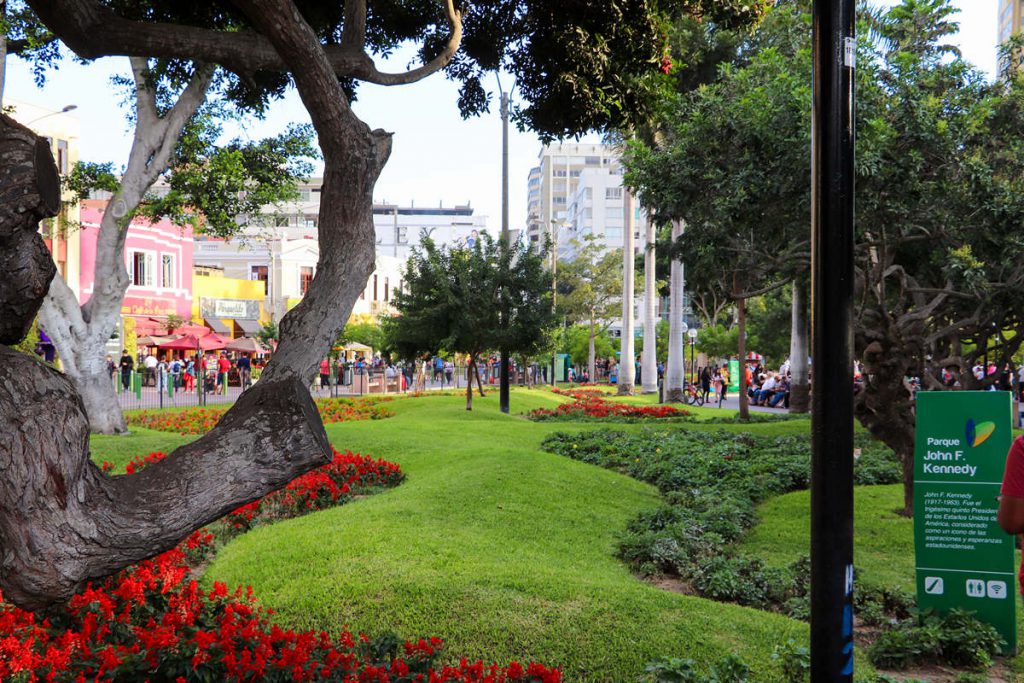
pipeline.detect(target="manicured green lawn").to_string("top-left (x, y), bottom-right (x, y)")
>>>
top-left (740, 485), bottom-right (915, 591)
top-left (91, 426), bottom-right (191, 471)
top-left (192, 389), bottom-right (806, 681)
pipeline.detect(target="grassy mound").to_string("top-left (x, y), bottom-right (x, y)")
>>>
top-left (199, 389), bottom-right (805, 681)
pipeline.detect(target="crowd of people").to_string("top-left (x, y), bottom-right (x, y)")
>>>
top-left (108, 349), bottom-right (263, 394)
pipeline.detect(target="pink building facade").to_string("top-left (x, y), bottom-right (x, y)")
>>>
top-left (78, 199), bottom-right (194, 335)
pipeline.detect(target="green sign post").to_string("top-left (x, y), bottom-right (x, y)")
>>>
top-left (728, 358), bottom-right (740, 395)
top-left (914, 391), bottom-right (1016, 653)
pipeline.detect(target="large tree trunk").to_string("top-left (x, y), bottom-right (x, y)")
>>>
top-left (641, 216), bottom-right (658, 394)
top-left (855, 338), bottom-right (917, 515)
top-left (0, 346), bottom-right (331, 609)
top-left (0, 0), bottom-right (408, 609)
top-left (0, 115), bottom-right (60, 345)
top-left (37, 58), bottom-right (213, 434)
top-left (665, 220), bottom-right (685, 403)
top-left (618, 188), bottom-right (636, 395)
top-left (789, 279), bottom-right (810, 413)
top-left (466, 358), bottom-right (475, 410)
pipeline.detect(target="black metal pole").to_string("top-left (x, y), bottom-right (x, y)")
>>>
top-left (810, 1), bottom-right (855, 681)
top-left (499, 90), bottom-right (511, 413)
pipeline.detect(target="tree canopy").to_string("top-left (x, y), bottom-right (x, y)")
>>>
top-left (625, 0), bottom-right (1024, 512)
top-left (385, 233), bottom-right (555, 409)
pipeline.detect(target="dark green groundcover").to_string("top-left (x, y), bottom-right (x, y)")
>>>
top-left (542, 428), bottom-right (1005, 673)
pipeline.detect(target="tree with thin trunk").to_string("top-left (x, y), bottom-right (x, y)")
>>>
top-left (788, 278), bottom-right (809, 412)
top-left (617, 187), bottom-right (636, 394)
top-left (556, 237), bottom-right (622, 383)
top-left (0, 0), bottom-right (766, 609)
top-left (386, 234), bottom-right (554, 411)
top-left (664, 220), bottom-right (685, 402)
top-left (640, 216), bottom-right (658, 394)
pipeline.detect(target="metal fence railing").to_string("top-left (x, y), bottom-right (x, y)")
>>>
top-left (115, 364), bottom-right (551, 411)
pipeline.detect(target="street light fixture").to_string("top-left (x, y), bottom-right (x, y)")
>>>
top-left (549, 218), bottom-right (567, 386)
top-left (26, 104), bottom-right (78, 126)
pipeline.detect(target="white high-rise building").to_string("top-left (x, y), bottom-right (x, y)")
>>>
top-left (526, 142), bottom-right (646, 260)
top-left (526, 142), bottom-right (617, 249)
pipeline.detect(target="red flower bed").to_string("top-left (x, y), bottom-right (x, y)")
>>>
top-left (0, 451), bottom-right (560, 682)
top-left (529, 394), bottom-right (689, 422)
top-left (110, 448), bottom-right (404, 532)
top-left (0, 546), bottom-right (561, 682)
top-left (127, 398), bottom-right (394, 435)
top-left (224, 449), bottom-right (405, 531)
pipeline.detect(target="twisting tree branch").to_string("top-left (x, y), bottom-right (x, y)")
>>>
top-left (25, 0), bottom-right (462, 86)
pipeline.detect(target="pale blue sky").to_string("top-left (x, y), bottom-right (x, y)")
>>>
top-left (3, 0), bottom-right (997, 233)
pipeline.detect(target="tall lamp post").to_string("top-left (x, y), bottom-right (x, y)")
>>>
top-left (499, 88), bottom-right (511, 413)
top-left (549, 219), bottom-right (563, 386)
top-left (810, 0), bottom-right (856, 681)
top-left (688, 327), bottom-right (698, 385)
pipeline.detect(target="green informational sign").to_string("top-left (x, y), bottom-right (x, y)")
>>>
top-left (728, 358), bottom-right (740, 394)
top-left (914, 391), bottom-right (1016, 653)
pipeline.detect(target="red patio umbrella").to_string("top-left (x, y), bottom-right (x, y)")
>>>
top-left (170, 323), bottom-right (212, 337)
top-left (157, 333), bottom-right (229, 352)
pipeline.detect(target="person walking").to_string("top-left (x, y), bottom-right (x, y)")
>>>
top-left (319, 357), bottom-right (331, 391)
top-left (119, 349), bottom-right (134, 392)
top-left (700, 365), bottom-right (712, 404)
top-left (444, 359), bottom-right (454, 387)
top-left (715, 365), bottom-right (727, 407)
top-left (237, 353), bottom-right (252, 390)
top-left (217, 353), bottom-right (231, 395)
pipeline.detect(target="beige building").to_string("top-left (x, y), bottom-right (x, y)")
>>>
top-left (12, 100), bottom-right (82, 299)
top-left (999, 0), bottom-right (1023, 72)
top-left (193, 232), bottom-right (405, 323)
top-left (526, 142), bottom-right (620, 249)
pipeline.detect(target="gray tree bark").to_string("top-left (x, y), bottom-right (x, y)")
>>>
top-left (665, 220), bottom-right (685, 402)
top-left (37, 58), bottom-right (213, 434)
top-left (0, 348), bottom-right (330, 609)
top-left (0, 0), bottom-right (469, 609)
top-left (617, 189), bottom-right (635, 395)
top-left (640, 216), bottom-right (657, 394)
top-left (789, 279), bottom-right (810, 413)
top-left (588, 309), bottom-right (597, 383)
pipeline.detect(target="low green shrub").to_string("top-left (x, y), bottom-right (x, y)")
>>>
top-left (641, 654), bottom-right (750, 683)
top-left (867, 609), bottom-right (1004, 671)
top-left (543, 428), bottom-right (903, 617)
top-left (770, 640), bottom-right (809, 683)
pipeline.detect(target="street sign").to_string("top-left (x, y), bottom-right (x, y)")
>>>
top-left (914, 391), bottom-right (1016, 653)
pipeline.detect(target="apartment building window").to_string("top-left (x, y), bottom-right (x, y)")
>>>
top-left (161, 254), bottom-right (175, 289)
top-left (299, 189), bottom-right (311, 201)
top-left (606, 187), bottom-right (623, 200)
top-left (249, 265), bottom-right (268, 295)
top-left (300, 266), bottom-right (314, 295)
top-left (570, 170), bottom-right (581, 177)
top-left (553, 196), bottom-right (566, 205)
top-left (130, 251), bottom-right (155, 287)
top-left (57, 139), bottom-right (69, 174)
top-left (584, 156), bottom-right (600, 165)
